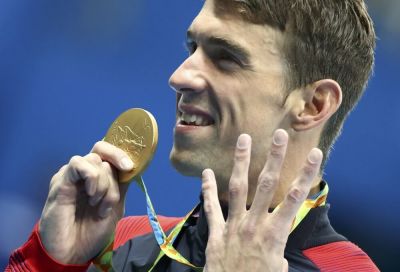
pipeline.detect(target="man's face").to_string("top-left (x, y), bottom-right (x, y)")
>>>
top-left (169, 0), bottom-right (289, 196)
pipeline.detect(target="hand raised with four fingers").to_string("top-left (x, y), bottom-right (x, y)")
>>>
top-left (201, 129), bottom-right (323, 272)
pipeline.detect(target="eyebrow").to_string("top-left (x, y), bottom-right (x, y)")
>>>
top-left (186, 30), bottom-right (251, 65)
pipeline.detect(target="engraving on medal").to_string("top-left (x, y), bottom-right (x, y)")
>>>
top-left (109, 124), bottom-right (146, 159)
top-left (104, 108), bottom-right (158, 182)
top-left (144, 118), bottom-right (151, 130)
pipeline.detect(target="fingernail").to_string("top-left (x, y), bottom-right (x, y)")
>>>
top-left (273, 129), bottom-right (288, 146)
top-left (237, 134), bottom-right (251, 149)
top-left (120, 157), bottom-right (134, 170)
top-left (99, 207), bottom-right (112, 218)
top-left (202, 169), bottom-right (213, 180)
top-left (308, 149), bottom-right (323, 164)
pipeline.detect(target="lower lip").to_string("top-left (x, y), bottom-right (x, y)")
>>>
top-left (175, 122), bottom-right (212, 133)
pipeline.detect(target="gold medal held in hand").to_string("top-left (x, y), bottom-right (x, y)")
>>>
top-left (104, 108), bottom-right (158, 182)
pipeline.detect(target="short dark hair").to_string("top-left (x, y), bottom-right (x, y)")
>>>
top-left (215, 0), bottom-right (376, 167)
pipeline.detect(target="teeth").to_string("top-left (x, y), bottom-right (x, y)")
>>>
top-left (181, 113), bottom-right (190, 123)
top-left (180, 112), bottom-right (211, 126)
top-left (195, 116), bottom-right (204, 126)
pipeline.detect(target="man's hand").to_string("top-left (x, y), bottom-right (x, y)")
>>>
top-left (201, 129), bottom-right (323, 272)
top-left (39, 141), bottom-right (134, 264)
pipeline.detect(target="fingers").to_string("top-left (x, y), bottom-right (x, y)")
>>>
top-left (97, 162), bottom-right (120, 218)
top-left (273, 148), bottom-right (323, 229)
top-left (91, 141), bottom-right (134, 172)
top-left (249, 129), bottom-right (288, 219)
top-left (202, 169), bottom-right (224, 238)
top-left (83, 159), bottom-right (120, 218)
top-left (67, 155), bottom-right (99, 197)
top-left (83, 153), bottom-right (102, 197)
top-left (64, 154), bottom-right (120, 218)
top-left (227, 134), bottom-right (252, 221)
top-left (87, 161), bottom-right (110, 207)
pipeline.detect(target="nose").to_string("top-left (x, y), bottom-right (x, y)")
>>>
top-left (169, 53), bottom-right (208, 95)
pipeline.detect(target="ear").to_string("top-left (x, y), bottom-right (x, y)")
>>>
top-left (291, 79), bottom-right (342, 131)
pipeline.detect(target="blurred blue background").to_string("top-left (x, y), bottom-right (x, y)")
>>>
top-left (0, 0), bottom-right (399, 271)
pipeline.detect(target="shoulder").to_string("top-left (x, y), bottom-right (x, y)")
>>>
top-left (113, 215), bottom-right (183, 249)
top-left (303, 241), bottom-right (379, 272)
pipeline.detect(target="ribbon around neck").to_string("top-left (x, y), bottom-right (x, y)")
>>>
top-left (94, 177), bottom-right (329, 272)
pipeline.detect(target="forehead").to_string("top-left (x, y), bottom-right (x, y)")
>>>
top-left (188, 0), bottom-right (282, 60)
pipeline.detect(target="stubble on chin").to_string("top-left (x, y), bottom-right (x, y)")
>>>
top-left (169, 147), bottom-right (204, 177)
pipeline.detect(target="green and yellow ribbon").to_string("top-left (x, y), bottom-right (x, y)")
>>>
top-left (94, 178), bottom-right (329, 272)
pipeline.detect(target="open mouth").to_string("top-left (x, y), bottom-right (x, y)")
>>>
top-left (179, 112), bottom-right (215, 126)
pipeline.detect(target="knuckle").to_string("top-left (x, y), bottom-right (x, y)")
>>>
top-left (262, 231), bottom-right (286, 248)
top-left (49, 173), bottom-right (60, 189)
top-left (101, 161), bottom-right (113, 172)
top-left (92, 141), bottom-right (103, 151)
top-left (229, 182), bottom-right (243, 197)
top-left (98, 181), bottom-right (109, 193)
top-left (59, 164), bottom-right (68, 173)
top-left (241, 224), bottom-right (257, 239)
top-left (50, 165), bottom-right (66, 183)
top-left (203, 201), bottom-right (213, 214)
top-left (94, 179), bottom-right (108, 194)
top-left (303, 164), bottom-right (316, 177)
top-left (86, 170), bottom-right (100, 182)
top-left (257, 174), bottom-right (277, 192)
top-left (201, 181), bottom-right (212, 192)
top-left (262, 223), bottom-right (274, 234)
top-left (229, 188), bottom-right (240, 199)
top-left (234, 149), bottom-right (249, 162)
top-left (270, 148), bottom-right (284, 160)
top-left (88, 153), bottom-right (102, 164)
top-left (287, 187), bottom-right (307, 203)
top-left (202, 171), bottom-right (212, 183)
top-left (92, 141), bottom-right (110, 156)
top-left (105, 191), bottom-right (120, 205)
top-left (69, 155), bottom-right (81, 166)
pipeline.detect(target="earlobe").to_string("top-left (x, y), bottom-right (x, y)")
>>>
top-left (292, 79), bottom-right (342, 131)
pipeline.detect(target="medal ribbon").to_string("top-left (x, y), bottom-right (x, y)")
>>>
top-left (147, 180), bottom-right (329, 271)
top-left (134, 176), bottom-right (203, 272)
top-left (94, 177), bottom-right (329, 272)
top-left (92, 175), bottom-right (200, 272)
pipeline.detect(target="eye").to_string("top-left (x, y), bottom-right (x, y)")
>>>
top-left (212, 50), bottom-right (241, 70)
top-left (215, 50), bottom-right (236, 62)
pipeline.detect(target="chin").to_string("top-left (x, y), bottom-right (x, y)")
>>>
top-left (169, 147), bottom-right (204, 177)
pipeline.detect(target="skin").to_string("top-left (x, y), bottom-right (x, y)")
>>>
top-left (169, 0), bottom-right (342, 270)
top-left (38, 0), bottom-right (342, 268)
top-left (169, 0), bottom-right (342, 207)
top-left (39, 142), bottom-right (135, 264)
top-left (202, 132), bottom-right (323, 272)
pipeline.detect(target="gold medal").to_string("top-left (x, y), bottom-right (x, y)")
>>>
top-left (104, 108), bottom-right (158, 182)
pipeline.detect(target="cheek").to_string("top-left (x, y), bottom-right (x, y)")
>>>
top-left (214, 74), bottom-right (285, 144)
top-left (218, 97), bottom-right (242, 141)
top-left (219, 93), bottom-right (278, 132)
